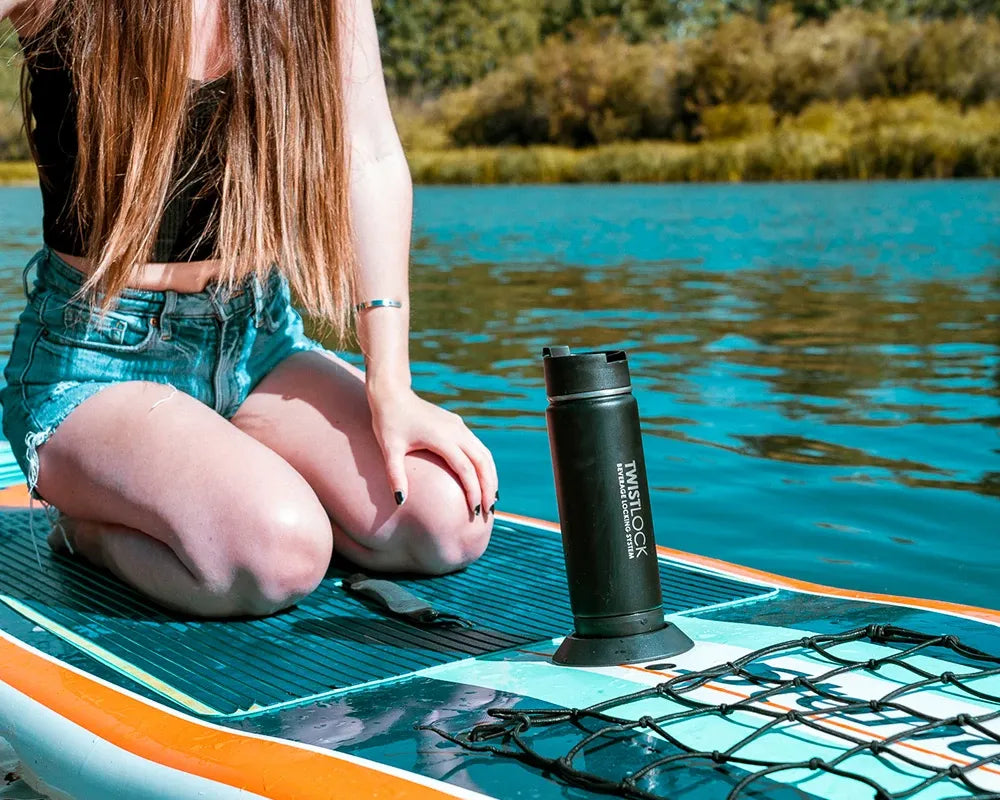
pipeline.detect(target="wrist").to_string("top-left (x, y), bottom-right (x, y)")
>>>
top-left (365, 364), bottom-right (412, 402)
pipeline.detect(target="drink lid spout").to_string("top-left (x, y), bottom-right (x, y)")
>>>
top-left (542, 347), bottom-right (633, 402)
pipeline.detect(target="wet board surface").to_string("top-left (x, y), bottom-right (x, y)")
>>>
top-left (0, 508), bottom-right (770, 718)
top-left (0, 435), bottom-right (998, 799)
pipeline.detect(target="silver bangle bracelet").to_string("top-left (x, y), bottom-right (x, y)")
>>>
top-left (353, 298), bottom-right (404, 313)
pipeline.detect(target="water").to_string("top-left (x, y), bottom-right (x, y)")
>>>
top-left (1, 183), bottom-right (998, 608)
top-left (1, 182), bottom-right (997, 608)
top-left (1, 180), bottom-right (999, 796)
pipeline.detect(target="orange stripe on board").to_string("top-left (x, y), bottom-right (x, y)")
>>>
top-left (0, 635), bottom-right (466, 800)
top-left (654, 544), bottom-right (1000, 627)
top-left (494, 511), bottom-right (1000, 626)
top-left (0, 483), bottom-right (31, 508)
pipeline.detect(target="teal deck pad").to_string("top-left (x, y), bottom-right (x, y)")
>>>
top-left (0, 509), bottom-right (770, 717)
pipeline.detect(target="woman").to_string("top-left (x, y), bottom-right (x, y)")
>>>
top-left (0, 0), bottom-right (497, 617)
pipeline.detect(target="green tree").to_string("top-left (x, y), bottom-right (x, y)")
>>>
top-left (0, 22), bottom-right (29, 160)
top-left (540, 0), bottom-right (693, 38)
top-left (376, 0), bottom-right (542, 95)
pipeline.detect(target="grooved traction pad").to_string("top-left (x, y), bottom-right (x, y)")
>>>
top-left (0, 510), bottom-right (772, 717)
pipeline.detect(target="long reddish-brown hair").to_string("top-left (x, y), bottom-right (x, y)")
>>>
top-left (22, 0), bottom-right (357, 335)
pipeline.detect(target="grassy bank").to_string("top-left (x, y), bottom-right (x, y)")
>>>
top-left (409, 96), bottom-right (1000, 183)
top-left (0, 161), bottom-right (35, 185)
top-left (4, 96), bottom-right (998, 185)
top-left (407, 139), bottom-right (1000, 184)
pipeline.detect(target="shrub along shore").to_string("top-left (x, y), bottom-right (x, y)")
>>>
top-left (405, 97), bottom-right (1000, 183)
top-left (3, 94), bottom-right (998, 186)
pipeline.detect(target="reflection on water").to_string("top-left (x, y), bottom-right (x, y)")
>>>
top-left (1, 182), bottom-right (998, 609)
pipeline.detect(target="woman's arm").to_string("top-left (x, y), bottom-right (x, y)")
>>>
top-left (339, 0), bottom-right (413, 399)
top-left (1, 0), bottom-right (27, 23)
top-left (338, 0), bottom-right (498, 516)
top-left (2, 0), bottom-right (51, 32)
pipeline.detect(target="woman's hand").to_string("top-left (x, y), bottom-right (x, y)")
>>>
top-left (367, 386), bottom-right (498, 518)
top-left (338, 0), bottom-right (496, 517)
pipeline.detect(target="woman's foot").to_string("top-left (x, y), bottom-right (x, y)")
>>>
top-left (47, 515), bottom-right (110, 569)
top-left (46, 513), bottom-right (74, 554)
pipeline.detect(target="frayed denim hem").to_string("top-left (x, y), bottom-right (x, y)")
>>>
top-left (12, 385), bottom-right (111, 567)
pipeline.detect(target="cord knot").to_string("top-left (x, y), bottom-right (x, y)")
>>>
top-left (867, 624), bottom-right (887, 640)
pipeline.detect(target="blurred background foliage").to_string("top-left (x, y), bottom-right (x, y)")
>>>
top-left (0, 23), bottom-right (24, 160)
top-left (426, 10), bottom-right (1000, 147)
top-left (2, 1), bottom-right (1000, 178)
top-left (377, 0), bottom-right (1000, 94)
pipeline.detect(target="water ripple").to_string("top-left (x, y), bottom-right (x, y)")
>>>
top-left (1, 181), bottom-right (998, 610)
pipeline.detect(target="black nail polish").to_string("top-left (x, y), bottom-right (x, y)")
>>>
top-left (489, 503), bottom-right (496, 515)
top-left (474, 504), bottom-right (481, 516)
top-left (495, 490), bottom-right (500, 502)
top-left (394, 490), bottom-right (405, 506)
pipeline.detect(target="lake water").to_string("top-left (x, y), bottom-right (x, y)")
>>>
top-left (1, 180), bottom-right (999, 798)
top-left (0, 182), bottom-right (997, 607)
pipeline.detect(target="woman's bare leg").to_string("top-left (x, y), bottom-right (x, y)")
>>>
top-left (33, 381), bottom-right (333, 617)
top-left (232, 350), bottom-right (494, 574)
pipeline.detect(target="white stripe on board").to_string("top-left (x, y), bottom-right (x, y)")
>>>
top-left (0, 594), bottom-right (221, 716)
top-left (0, 629), bottom-right (495, 800)
top-left (0, 679), bottom-right (272, 800)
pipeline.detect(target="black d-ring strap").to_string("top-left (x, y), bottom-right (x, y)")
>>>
top-left (342, 573), bottom-right (473, 628)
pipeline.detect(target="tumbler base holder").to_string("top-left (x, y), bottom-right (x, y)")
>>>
top-left (552, 623), bottom-right (694, 667)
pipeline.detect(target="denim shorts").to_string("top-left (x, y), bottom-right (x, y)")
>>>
top-left (0, 246), bottom-right (323, 497)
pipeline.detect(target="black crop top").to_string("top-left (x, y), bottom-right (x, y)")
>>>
top-left (21, 25), bottom-right (227, 263)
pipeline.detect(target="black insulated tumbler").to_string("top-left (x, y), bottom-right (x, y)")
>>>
top-left (543, 346), bottom-right (693, 666)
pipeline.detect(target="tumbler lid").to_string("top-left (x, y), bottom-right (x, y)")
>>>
top-left (542, 346), bottom-right (633, 401)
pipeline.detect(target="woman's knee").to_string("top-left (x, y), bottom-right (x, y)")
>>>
top-left (197, 494), bottom-right (334, 616)
top-left (393, 464), bottom-right (493, 575)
